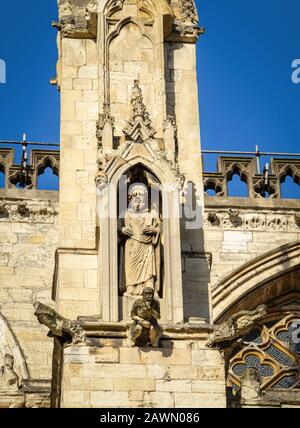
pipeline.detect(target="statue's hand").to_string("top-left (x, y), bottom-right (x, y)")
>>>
top-left (141, 320), bottom-right (151, 329)
top-left (143, 226), bottom-right (157, 235)
top-left (122, 227), bottom-right (133, 237)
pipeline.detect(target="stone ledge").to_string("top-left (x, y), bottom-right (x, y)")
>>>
top-left (77, 319), bottom-right (214, 340)
top-left (205, 195), bottom-right (300, 211)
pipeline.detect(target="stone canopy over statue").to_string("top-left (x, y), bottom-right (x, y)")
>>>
top-left (120, 182), bottom-right (161, 297)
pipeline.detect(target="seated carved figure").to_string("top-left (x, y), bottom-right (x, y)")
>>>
top-left (0, 353), bottom-right (19, 393)
top-left (129, 287), bottom-right (163, 347)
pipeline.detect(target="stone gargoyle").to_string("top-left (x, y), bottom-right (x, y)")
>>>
top-left (33, 302), bottom-right (85, 345)
top-left (207, 305), bottom-right (268, 348)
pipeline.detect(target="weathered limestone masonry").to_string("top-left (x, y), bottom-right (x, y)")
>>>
top-left (49, 0), bottom-right (227, 409)
top-left (0, 188), bottom-right (58, 407)
top-left (204, 197), bottom-right (300, 322)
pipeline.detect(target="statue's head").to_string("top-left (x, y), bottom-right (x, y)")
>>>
top-left (129, 183), bottom-right (148, 212)
top-left (142, 287), bottom-right (154, 306)
top-left (4, 353), bottom-right (14, 369)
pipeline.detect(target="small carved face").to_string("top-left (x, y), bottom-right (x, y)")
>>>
top-left (4, 354), bottom-right (13, 369)
top-left (129, 184), bottom-right (148, 212)
top-left (142, 287), bottom-right (154, 304)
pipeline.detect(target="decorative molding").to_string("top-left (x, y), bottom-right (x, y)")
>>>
top-left (179, 0), bottom-right (198, 24)
top-left (57, 0), bottom-right (98, 39)
top-left (204, 156), bottom-right (300, 199)
top-left (123, 80), bottom-right (156, 142)
top-left (173, 0), bottom-right (204, 40)
top-left (212, 241), bottom-right (300, 323)
top-left (0, 200), bottom-right (58, 224)
top-left (205, 208), bottom-right (300, 232)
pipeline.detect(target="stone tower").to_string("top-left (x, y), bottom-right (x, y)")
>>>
top-left (46, 0), bottom-right (226, 408)
top-left (55, 0), bottom-right (207, 327)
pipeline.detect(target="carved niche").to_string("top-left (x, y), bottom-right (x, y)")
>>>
top-left (95, 81), bottom-right (184, 323)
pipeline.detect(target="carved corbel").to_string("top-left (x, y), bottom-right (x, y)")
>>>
top-left (228, 209), bottom-right (243, 227)
top-left (123, 80), bottom-right (156, 142)
top-left (207, 211), bottom-right (221, 227)
top-left (17, 202), bottom-right (30, 218)
top-left (0, 202), bottom-right (9, 219)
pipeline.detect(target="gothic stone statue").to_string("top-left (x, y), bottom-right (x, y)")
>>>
top-left (240, 368), bottom-right (261, 401)
top-left (121, 183), bottom-right (161, 296)
top-left (0, 353), bottom-right (19, 393)
top-left (34, 302), bottom-right (85, 345)
top-left (128, 287), bottom-right (163, 347)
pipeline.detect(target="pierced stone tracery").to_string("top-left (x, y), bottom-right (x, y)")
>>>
top-left (228, 314), bottom-right (300, 396)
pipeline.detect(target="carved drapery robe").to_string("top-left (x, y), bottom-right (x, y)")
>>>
top-left (123, 209), bottom-right (161, 296)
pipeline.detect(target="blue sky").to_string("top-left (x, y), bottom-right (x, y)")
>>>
top-left (0, 0), bottom-right (299, 194)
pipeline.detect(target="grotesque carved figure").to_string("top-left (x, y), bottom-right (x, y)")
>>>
top-left (0, 353), bottom-right (19, 393)
top-left (33, 302), bottom-right (85, 345)
top-left (121, 183), bottom-right (161, 296)
top-left (240, 368), bottom-right (261, 401)
top-left (128, 287), bottom-right (163, 347)
top-left (207, 305), bottom-right (268, 347)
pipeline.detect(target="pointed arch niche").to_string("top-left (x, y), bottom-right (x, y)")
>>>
top-left (97, 142), bottom-right (183, 323)
top-left (100, 2), bottom-right (170, 137)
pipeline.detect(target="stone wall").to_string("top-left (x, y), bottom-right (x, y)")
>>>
top-left (0, 189), bottom-right (59, 382)
top-left (203, 196), bottom-right (300, 322)
top-left (60, 337), bottom-right (226, 408)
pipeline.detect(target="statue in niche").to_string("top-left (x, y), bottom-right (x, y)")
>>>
top-left (240, 368), bottom-right (261, 401)
top-left (120, 182), bottom-right (161, 297)
top-left (128, 287), bottom-right (163, 347)
top-left (0, 353), bottom-right (19, 393)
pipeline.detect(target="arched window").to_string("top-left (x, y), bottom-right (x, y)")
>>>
top-left (280, 174), bottom-right (300, 199)
top-left (227, 173), bottom-right (249, 197)
top-left (36, 158), bottom-right (59, 190)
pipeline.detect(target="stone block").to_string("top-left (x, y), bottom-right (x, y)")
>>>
top-left (113, 378), bottom-right (155, 392)
top-left (90, 391), bottom-right (129, 407)
top-left (82, 363), bottom-right (146, 379)
top-left (64, 377), bottom-right (113, 391)
top-left (29, 235), bottom-right (45, 245)
top-left (192, 350), bottom-right (223, 366)
top-left (78, 66), bottom-right (98, 79)
top-left (156, 380), bottom-right (192, 392)
top-left (93, 347), bottom-right (119, 364)
top-left (192, 380), bottom-right (225, 393)
top-left (119, 347), bottom-right (191, 366)
top-left (174, 392), bottom-right (226, 408)
top-left (73, 79), bottom-right (93, 90)
top-left (129, 391), bottom-right (144, 402)
top-left (144, 392), bottom-right (174, 408)
top-left (63, 390), bottom-right (89, 405)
